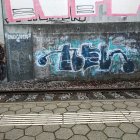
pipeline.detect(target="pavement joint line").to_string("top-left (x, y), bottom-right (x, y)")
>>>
top-left (0, 111), bottom-right (140, 126)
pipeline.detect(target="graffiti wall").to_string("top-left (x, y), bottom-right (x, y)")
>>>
top-left (3, 0), bottom-right (140, 24)
top-left (0, 44), bottom-right (6, 82)
top-left (2, 0), bottom-right (140, 82)
top-left (34, 32), bottom-right (140, 80)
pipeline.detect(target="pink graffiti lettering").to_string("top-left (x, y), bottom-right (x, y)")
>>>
top-left (106, 0), bottom-right (140, 16)
top-left (4, 0), bottom-right (140, 22)
top-left (71, 0), bottom-right (104, 17)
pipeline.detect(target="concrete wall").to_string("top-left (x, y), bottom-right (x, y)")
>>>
top-left (4, 26), bottom-right (33, 81)
top-left (4, 23), bottom-right (140, 81)
top-left (2, 0), bottom-right (140, 81)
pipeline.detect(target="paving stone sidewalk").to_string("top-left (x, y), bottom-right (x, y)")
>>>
top-left (0, 99), bottom-right (140, 140)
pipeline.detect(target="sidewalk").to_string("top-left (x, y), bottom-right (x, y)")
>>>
top-left (0, 99), bottom-right (140, 140)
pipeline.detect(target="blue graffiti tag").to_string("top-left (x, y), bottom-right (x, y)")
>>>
top-left (37, 43), bottom-right (134, 73)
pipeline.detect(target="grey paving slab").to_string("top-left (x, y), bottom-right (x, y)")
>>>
top-left (113, 102), bottom-right (127, 109)
top-left (36, 103), bottom-right (47, 107)
top-left (2, 111), bottom-right (15, 115)
top-left (36, 132), bottom-right (55, 140)
top-left (10, 105), bottom-right (23, 111)
top-left (102, 101), bottom-right (114, 104)
top-left (43, 125), bottom-right (60, 132)
top-left (0, 107), bottom-right (8, 114)
top-left (18, 136), bottom-right (35, 140)
top-left (105, 123), bottom-right (120, 127)
top-left (122, 134), bottom-right (140, 140)
top-left (0, 126), bottom-right (14, 133)
top-left (44, 104), bottom-right (57, 110)
top-left (91, 102), bottom-right (103, 107)
top-left (57, 102), bottom-right (69, 108)
top-left (39, 109), bottom-right (53, 114)
top-left (5, 129), bottom-right (24, 140)
top-left (119, 123), bottom-right (139, 133)
top-left (28, 112), bottom-right (38, 114)
top-left (69, 102), bottom-right (81, 106)
top-left (108, 138), bottom-right (120, 140)
top-left (102, 104), bottom-right (116, 111)
top-left (24, 103), bottom-right (36, 109)
top-left (25, 126), bottom-right (43, 136)
top-left (15, 125), bottom-right (30, 129)
top-left (72, 125), bottom-right (90, 135)
top-left (124, 102), bottom-right (137, 107)
top-left (87, 131), bottom-right (107, 140)
top-left (133, 122), bottom-right (140, 128)
top-left (77, 109), bottom-right (91, 112)
top-left (31, 107), bottom-right (44, 113)
top-left (88, 124), bottom-right (106, 130)
top-left (127, 106), bottom-right (140, 111)
top-left (114, 108), bottom-right (128, 111)
top-left (55, 128), bottom-right (73, 139)
top-left (1, 104), bottom-right (12, 108)
top-left (67, 106), bottom-right (79, 112)
top-left (134, 100), bottom-right (140, 103)
top-left (79, 103), bottom-right (91, 109)
top-left (53, 108), bottom-right (67, 114)
top-left (90, 106), bottom-right (104, 112)
top-left (61, 124), bottom-right (75, 128)
top-left (104, 127), bottom-right (124, 138)
top-left (16, 108), bottom-right (31, 114)
top-left (69, 135), bottom-right (88, 140)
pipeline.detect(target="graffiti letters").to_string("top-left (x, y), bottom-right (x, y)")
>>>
top-left (5, 0), bottom-right (36, 22)
top-left (35, 33), bottom-right (140, 75)
top-left (5, 0), bottom-right (140, 23)
top-left (38, 0), bottom-right (69, 17)
top-left (5, 33), bottom-right (31, 42)
top-left (110, 0), bottom-right (140, 15)
top-left (37, 45), bottom-right (134, 73)
top-left (71, 0), bottom-right (103, 16)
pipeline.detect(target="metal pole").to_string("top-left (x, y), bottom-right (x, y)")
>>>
top-left (0, 0), bottom-right (4, 44)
